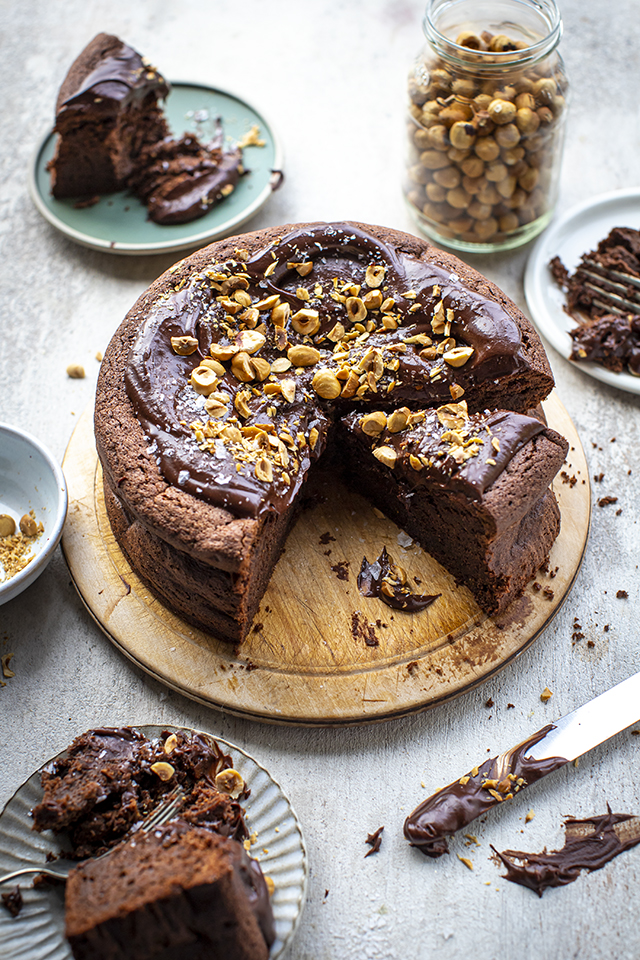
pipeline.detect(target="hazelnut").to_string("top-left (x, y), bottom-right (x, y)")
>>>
top-left (365, 264), bottom-right (386, 287)
top-left (488, 99), bottom-right (517, 125)
top-left (449, 121), bottom-right (476, 150)
top-left (387, 408), bottom-right (410, 433)
top-left (271, 302), bottom-right (291, 327)
top-left (495, 124), bottom-right (521, 148)
top-left (291, 309), bottom-right (320, 336)
top-left (443, 346), bottom-right (474, 367)
top-left (361, 411), bottom-right (388, 436)
top-left (150, 762), bottom-right (175, 781)
top-left (345, 297), bottom-right (368, 323)
top-left (455, 31), bottom-right (483, 49)
top-left (0, 515), bottom-right (16, 537)
top-left (311, 369), bottom-right (342, 400)
top-left (19, 514), bottom-right (38, 537)
top-left (474, 137), bottom-right (500, 162)
top-left (191, 366), bottom-right (220, 395)
top-left (215, 768), bottom-right (245, 798)
top-left (170, 335), bottom-right (199, 356)
top-left (515, 107), bottom-right (540, 135)
top-left (373, 446), bottom-right (397, 469)
top-left (237, 330), bottom-right (266, 354)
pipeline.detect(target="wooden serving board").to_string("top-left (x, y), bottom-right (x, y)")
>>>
top-left (61, 395), bottom-right (590, 726)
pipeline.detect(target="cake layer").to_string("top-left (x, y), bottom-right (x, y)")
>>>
top-left (94, 220), bottom-right (559, 639)
top-left (341, 402), bottom-right (567, 614)
top-left (65, 825), bottom-right (274, 960)
top-left (49, 33), bottom-right (169, 198)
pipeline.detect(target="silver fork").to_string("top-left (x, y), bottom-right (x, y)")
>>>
top-left (0, 783), bottom-right (185, 885)
top-left (578, 258), bottom-right (640, 316)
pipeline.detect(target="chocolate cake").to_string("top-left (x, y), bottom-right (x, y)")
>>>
top-left (65, 824), bottom-right (275, 960)
top-left (550, 226), bottom-right (640, 374)
top-left (31, 727), bottom-right (247, 858)
top-left (94, 220), bottom-right (562, 642)
top-left (341, 403), bottom-right (567, 615)
top-left (48, 34), bottom-right (244, 224)
top-left (31, 728), bottom-right (274, 960)
top-left (48, 34), bottom-right (170, 200)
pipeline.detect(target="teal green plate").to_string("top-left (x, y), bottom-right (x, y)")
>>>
top-left (29, 82), bottom-right (283, 255)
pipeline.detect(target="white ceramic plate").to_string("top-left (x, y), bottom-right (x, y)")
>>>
top-left (524, 187), bottom-right (640, 394)
top-left (29, 82), bottom-right (283, 255)
top-left (0, 726), bottom-right (307, 958)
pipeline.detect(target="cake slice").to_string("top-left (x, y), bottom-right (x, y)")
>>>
top-left (48, 33), bottom-right (170, 199)
top-left (31, 727), bottom-right (247, 859)
top-left (64, 822), bottom-right (275, 960)
top-left (129, 131), bottom-right (243, 225)
top-left (341, 401), bottom-right (568, 615)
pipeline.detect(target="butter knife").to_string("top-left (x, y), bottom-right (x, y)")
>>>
top-left (404, 671), bottom-right (640, 857)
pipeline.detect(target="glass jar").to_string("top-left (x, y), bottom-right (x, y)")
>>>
top-left (404, 0), bottom-right (569, 252)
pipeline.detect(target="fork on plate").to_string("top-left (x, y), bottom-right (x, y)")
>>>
top-left (577, 258), bottom-right (640, 316)
top-left (0, 783), bottom-right (185, 885)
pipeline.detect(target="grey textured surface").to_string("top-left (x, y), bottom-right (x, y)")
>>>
top-left (1, 2), bottom-right (639, 958)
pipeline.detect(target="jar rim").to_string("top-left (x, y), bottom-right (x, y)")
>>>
top-left (423, 0), bottom-right (562, 69)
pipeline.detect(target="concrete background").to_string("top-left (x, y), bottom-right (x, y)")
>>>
top-left (1, 2), bottom-right (639, 957)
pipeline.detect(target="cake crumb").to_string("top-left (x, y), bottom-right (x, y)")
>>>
top-left (540, 687), bottom-right (553, 702)
top-left (1, 886), bottom-right (23, 917)
top-left (0, 512), bottom-right (44, 583)
top-left (525, 809), bottom-right (535, 823)
top-left (457, 855), bottom-right (474, 870)
top-left (365, 826), bottom-right (384, 857)
top-left (66, 363), bottom-right (86, 379)
top-left (616, 590), bottom-right (628, 599)
top-left (1, 653), bottom-right (15, 678)
top-left (597, 496), bottom-right (618, 507)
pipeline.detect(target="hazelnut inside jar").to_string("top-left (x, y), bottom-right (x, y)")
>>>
top-left (405, 0), bottom-right (569, 252)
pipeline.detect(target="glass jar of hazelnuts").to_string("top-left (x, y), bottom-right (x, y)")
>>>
top-left (405, 0), bottom-right (569, 252)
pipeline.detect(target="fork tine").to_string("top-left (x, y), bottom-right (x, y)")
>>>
top-left (140, 783), bottom-right (186, 832)
top-left (579, 261), bottom-right (640, 315)
top-left (583, 258), bottom-right (640, 292)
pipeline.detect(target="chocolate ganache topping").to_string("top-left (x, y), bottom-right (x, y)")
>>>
top-left (345, 402), bottom-right (545, 505)
top-left (125, 223), bottom-right (530, 518)
top-left (404, 725), bottom-right (568, 858)
top-left (59, 40), bottom-right (169, 113)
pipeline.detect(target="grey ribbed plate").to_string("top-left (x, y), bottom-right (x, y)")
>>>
top-left (0, 725), bottom-right (307, 958)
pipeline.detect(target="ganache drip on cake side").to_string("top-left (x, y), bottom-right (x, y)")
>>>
top-left (125, 223), bottom-right (533, 519)
top-left (57, 41), bottom-right (169, 112)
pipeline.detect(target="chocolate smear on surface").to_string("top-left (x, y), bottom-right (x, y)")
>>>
top-left (404, 725), bottom-right (568, 858)
top-left (358, 547), bottom-right (440, 612)
top-left (492, 807), bottom-right (640, 896)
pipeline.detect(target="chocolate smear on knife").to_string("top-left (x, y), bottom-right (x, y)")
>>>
top-left (358, 546), bottom-right (440, 612)
top-left (404, 725), bottom-right (567, 858)
top-left (492, 807), bottom-right (640, 896)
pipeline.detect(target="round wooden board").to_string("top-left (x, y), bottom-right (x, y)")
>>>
top-left (61, 395), bottom-right (590, 726)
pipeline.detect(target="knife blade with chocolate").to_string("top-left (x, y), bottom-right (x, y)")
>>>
top-left (404, 671), bottom-right (640, 857)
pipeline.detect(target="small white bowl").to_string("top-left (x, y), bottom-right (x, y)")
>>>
top-left (0, 423), bottom-right (68, 605)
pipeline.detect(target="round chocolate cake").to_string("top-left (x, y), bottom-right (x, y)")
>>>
top-left (95, 221), bottom-right (562, 641)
